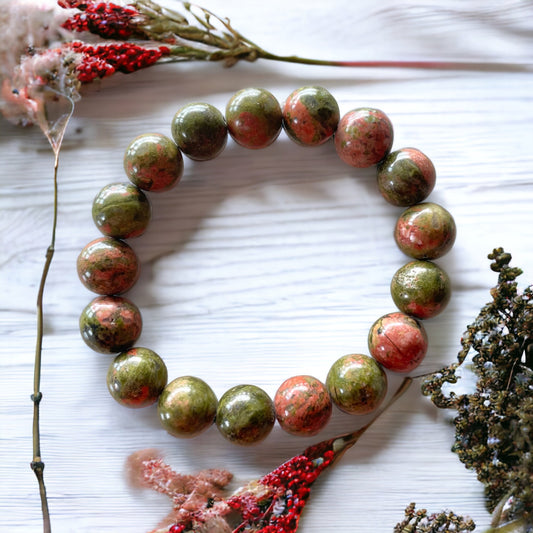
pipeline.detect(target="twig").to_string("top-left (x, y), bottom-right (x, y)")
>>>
top-left (30, 147), bottom-right (60, 533)
top-left (29, 87), bottom-right (75, 533)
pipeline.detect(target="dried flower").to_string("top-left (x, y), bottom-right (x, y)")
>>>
top-left (422, 248), bottom-right (533, 532)
top-left (0, 0), bottom-right (76, 126)
top-left (394, 502), bottom-right (476, 533)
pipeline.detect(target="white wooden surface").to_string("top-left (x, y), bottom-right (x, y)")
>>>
top-left (1, 1), bottom-right (533, 532)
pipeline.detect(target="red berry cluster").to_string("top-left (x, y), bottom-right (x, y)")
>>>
top-left (212, 451), bottom-right (334, 533)
top-left (68, 42), bottom-right (170, 83)
top-left (258, 452), bottom-right (334, 532)
top-left (60, 1), bottom-right (140, 40)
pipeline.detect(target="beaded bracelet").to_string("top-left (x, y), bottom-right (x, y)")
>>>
top-left (77, 86), bottom-right (456, 446)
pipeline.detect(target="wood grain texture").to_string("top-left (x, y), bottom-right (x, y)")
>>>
top-left (1, 1), bottom-right (532, 532)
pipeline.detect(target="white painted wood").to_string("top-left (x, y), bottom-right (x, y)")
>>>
top-left (1, 1), bottom-right (532, 532)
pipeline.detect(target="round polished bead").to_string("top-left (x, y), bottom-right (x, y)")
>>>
top-left (274, 375), bottom-right (332, 436)
top-left (282, 86), bottom-right (340, 146)
top-left (226, 88), bottom-right (282, 149)
top-left (77, 237), bottom-right (140, 295)
top-left (158, 376), bottom-right (218, 438)
top-left (391, 260), bottom-right (451, 319)
top-left (326, 353), bottom-right (387, 415)
top-left (79, 295), bottom-right (142, 353)
top-left (377, 148), bottom-right (436, 206)
top-left (107, 347), bottom-right (167, 408)
top-left (216, 384), bottom-right (275, 446)
top-left (368, 312), bottom-right (428, 373)
top-left (394, 202), bottom-right (457, 260)
top-left (124, 133), bottom-right (183, 192)
top-left (334, 108), bottom-right (393, 168)
top-left (171, 102), bottom-right (227, 161)
top-left (92, 182), bottom-right (151, 239)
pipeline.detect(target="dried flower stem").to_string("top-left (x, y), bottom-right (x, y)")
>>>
top-left (29, 88), bottom-right (75, 533)
top-left (30, 147), bottom-right (59, 533)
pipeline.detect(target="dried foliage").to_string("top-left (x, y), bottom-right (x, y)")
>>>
top-left (421, 248), bottom-right (532, 532)
top-left (394, 502), bottom-right (475, 533)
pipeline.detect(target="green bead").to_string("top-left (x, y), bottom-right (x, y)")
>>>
top-left (171, 102), bottom-right (227, 161)
top-left (216, 384), bottom-right (275, 446)
top-left (158, 376), bottom-right (218, 438)
top-left (391, 260), bottom-right (451, 319)
top-left (326, 353), bottom-right (387, 415)
top-left (377, 148), bottom-right (436, 206)
top-left (226, 87), bottom-right (282, 149)
top-left (92, 182), bottom-right (151, 239)
top-left (107, 347), bottom-right (167, 408)
top-left (124, 133), bottom-right (183, 192)
top-left (79, 295), bottom-right (142, 354)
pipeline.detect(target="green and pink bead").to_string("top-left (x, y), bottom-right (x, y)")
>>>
top-left (107, 347), bottom-right (168, 407)
top-left (226, 87), bottom-right (282, 149)
top-left (335, 107), bottom-right (394, 168)
top-left (394, 202), bottom-right (456, 259)
top-left (124, 132), bottom-right (183, 192)
top-left (368, 312), bottom-right (428, 373)
top-left (171, 102), bottom-right (227, 161)
top-left (282, 86), bottom-right (340, 146)
top-left (158, 376), bottom-right (218, 438)
top-left (79, 295), bottom-right (142, 354)
top-left (326, 354), bottom-right (387, 415)
top-left (77, 237), bottom-right (139, 295)
top-left (92, 182), bottom-right (151, 238)
top-left (377, 148), bottom-right (436, 206)
top-left (78, 86), bottom-right (456, 445)
top-left (274, 375), bottom-right (332, 436)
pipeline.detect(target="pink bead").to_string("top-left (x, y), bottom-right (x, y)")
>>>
top-left (274, 375), bottom-right (332, 436)
top-left (368, 312), bottom-right (428, 373)
top-left (334, 107), bottom-right (393, 168)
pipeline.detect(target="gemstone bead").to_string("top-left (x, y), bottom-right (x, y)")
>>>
top-left (77, 236), bottom-right (140, 295)
top-left (282, 86), bottom-right (340, 146)
top-left (79, 295), bottom-right (142, 353)
top-left (334, 108), bottom-right (393, 168)
top-left (225, 88), bottom-right (282, 149)
top-left (158, 376), bottom-right (218, 438)
top-left (394, 202), bottom-right (457, 260)
top-left (274, 375), bottom-right (332, 436)
top-left (107, 347), bottom-right (168, 408)
top-left (92, 182), bottom-right (151, 239)
top-left (216, 384), bottom-right (275, 446)
top-left (124, 132), bottom-right (183, 192)
top-left (326, 353), bottom-right (387, 415)
top-left (391, 260), bottom-right (451, 319)
top-left (368, 312), bottom-right (428, 373)
top-left (377, 148), bottom-right (436, 206)
top-left (171, 102), bottom-right (227, 161)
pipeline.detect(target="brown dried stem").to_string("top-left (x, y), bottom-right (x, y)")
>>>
top-left (133, 1), bottom-right (532, 72)
top-left (30, 88), bottom-right (75, 533)
top-left (30, 146), bottom-right (59, 533)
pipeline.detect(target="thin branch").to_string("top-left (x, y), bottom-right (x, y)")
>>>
top-left (30, 87), bottom-right (74, 533)
top-left (31, 147), bottom-right (60, 533)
